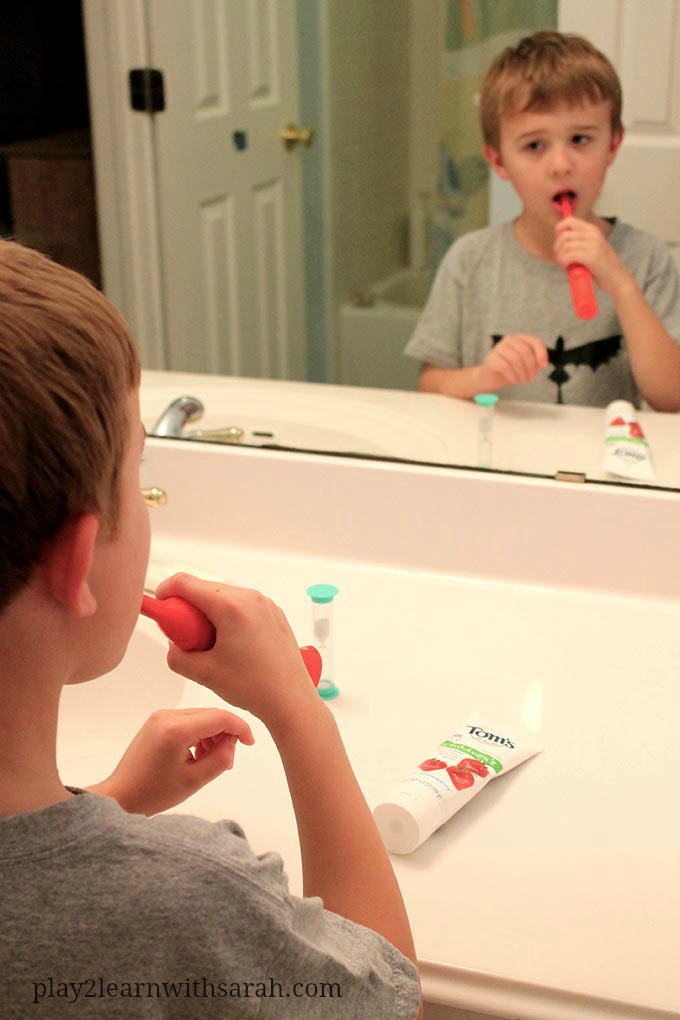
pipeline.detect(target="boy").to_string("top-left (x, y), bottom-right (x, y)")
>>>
top-left (404, 31), bottom-right (680, 410)
top-left (0, 240), bottom-right (421, 1018)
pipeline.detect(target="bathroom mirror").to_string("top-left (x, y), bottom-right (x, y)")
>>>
top-left (3, 1), bottom-right (680, 493)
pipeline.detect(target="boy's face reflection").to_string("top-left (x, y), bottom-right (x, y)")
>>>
top-left (486, 99), bottom-right (623, 232)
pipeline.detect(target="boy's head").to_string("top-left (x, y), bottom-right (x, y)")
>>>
top-left (480, 31), bottom-right (623, 152)
top-left (0, 240), bottom-right (140, 613)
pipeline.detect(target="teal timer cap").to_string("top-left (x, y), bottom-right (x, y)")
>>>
top-left (473, 393), bottom-right (498, 407)
top-left (306, 583), bottom-right (339, 604)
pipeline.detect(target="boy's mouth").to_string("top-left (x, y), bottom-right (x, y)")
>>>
top-left (553, 189), bottom-right (577, 210)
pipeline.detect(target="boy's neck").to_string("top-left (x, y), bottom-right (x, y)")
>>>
top-left (0, 776), bottom-right (72, 818)
top-left (512, 213), bottom-right (556, 260)
top-left (0, 689), bottom-right (69, 816)
top-left (0, 605), bottom-right (71, 817)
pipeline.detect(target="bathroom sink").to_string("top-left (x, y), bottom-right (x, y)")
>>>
top-left (141, 374), bottom-right (453, 462)
top-left (183, 404), bottom-right (447, 460)
top-left (57, 618), bottom-right (185, 784)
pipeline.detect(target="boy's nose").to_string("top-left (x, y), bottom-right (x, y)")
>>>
top-left (548, 145), bottom-right (573, 175)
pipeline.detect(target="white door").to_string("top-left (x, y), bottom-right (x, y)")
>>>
top-left (84, 0), bottom-right (308, 378)
top-left (147, 0), bottom-right (307, 378)
top-left (559, 0), bottom-right (680, 264)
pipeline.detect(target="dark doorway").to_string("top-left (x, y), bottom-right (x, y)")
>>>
top-left (0, 1), bottom-right (101, 285)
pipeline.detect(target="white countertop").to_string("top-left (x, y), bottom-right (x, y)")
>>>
top-left (143, 535), bottom-right (680, 1020)
top-left (141, 369), bottom-right (680, 491)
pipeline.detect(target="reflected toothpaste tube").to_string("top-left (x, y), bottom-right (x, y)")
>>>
top-left (604, 400), bottom-right (656, 482)
top-left (373, 714), bottom-right (542, 854)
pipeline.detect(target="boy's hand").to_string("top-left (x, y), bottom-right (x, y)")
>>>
top-left (554, 216), bottom-right (631, 297)
top-left (154, 574), bottom-right (323, 734)
top-left (478, 333), bottom-right (548, 391)
top-left (88, 707), bottom-right (254, 815)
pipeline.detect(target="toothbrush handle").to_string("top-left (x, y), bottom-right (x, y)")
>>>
top-left (141, 594), bottom-right (214, 650)
top-left (566, 263), bottom-right (598, 319)
top-left (559, 195), bottom-right (598, 319)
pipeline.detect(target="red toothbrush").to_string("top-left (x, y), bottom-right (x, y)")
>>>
top-left (140, 593), bottom-right (322, 686)
top-left (558, 194), bottom-right (598, 320)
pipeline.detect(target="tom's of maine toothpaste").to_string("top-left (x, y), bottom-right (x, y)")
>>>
top-left (373, 714), bottom-right (541, 854)
top-left (604, 400), bottom-right (655, 482)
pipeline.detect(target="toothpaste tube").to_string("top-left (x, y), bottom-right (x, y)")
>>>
top-left (604, 400), bottom-right (656, 482)
top-left (373, 714), bottom-right (542, 854)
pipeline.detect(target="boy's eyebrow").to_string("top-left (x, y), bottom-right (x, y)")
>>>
top-left (513, 129), bottom-right (550, 143)
top-left (514, 129), bottom-right (546, 141)
top-left (514, 122), bottom-right (602, 142)
top-left (567, 122), bottom-right (602, 132)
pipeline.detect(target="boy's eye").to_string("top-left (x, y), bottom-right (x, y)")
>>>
top-left (572, 134), bottom-right (591, 145)
top-left (525, 140), bottom-right (542, 152)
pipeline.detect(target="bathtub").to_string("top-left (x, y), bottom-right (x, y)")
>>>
top-left (338, 268), bottom-right (430, 390)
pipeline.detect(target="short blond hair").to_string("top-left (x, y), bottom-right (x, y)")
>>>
top-left (480, 31), bottom-right (623, 150)
top-left (0, 240), bottom-right (140, 610)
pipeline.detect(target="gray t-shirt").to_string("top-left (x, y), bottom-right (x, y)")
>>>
top-left (404, 220), bottom-right (680, 406)
top-left (0, 792), bottom-right (419, 1019)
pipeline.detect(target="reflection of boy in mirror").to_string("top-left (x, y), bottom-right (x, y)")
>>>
top-left (0, 239), bottom-right (421, 1018)
top-left (405, 31), bottom-right (680, 410)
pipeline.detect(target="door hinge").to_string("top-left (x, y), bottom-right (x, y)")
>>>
top-left (129, 68), bottom-right (165, 113)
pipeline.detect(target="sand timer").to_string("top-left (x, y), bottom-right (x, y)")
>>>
top-left (473, 392), bottom-right (498, 468)
top-left (306, 584), bottom-right (340, 700)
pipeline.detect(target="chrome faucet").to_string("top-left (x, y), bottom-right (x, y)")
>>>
top-left (150, 394), bottom-right (267, 446)
top-left (150, 395), bottom-right (204, 437)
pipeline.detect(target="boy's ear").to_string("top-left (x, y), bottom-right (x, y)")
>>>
top-left (607, 126), bottom-right (625, 166)
top-left (483, 143), bottom-right (510, 180)
top-left (43, 513), bottom-right (100, 618)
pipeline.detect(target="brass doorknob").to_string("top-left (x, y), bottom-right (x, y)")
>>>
top-left (280, 123), bottom-right (315, 150)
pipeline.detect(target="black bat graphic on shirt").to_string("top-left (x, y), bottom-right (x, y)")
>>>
top-left (491, 333), bottom-right (622, 404)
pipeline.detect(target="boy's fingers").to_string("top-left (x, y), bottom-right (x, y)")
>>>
top-left (517, 334), bottom-right (548, 362)
top-left (189, 715), bottom-right (255, 748)
top-left (190, 734), bottom-right (239, 779)
top-left (165, 642), bottom-right (220, 689)
top-left (155, 572), bottom-right (235, 616)
top-left (495, 343), bottom-right (528, 383)
top-left (510, 341), bottom-right (535, 379)
top-left (495, 334), bottom-right (546, 370)
top-left (515, 336), bottom-right (548, 374)
top-left (155, 574), bottom-right (279, 644)
top-left (193, 732), bottom-right (237, 762)
top-left (161, 707), bottom-right (255, 747)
